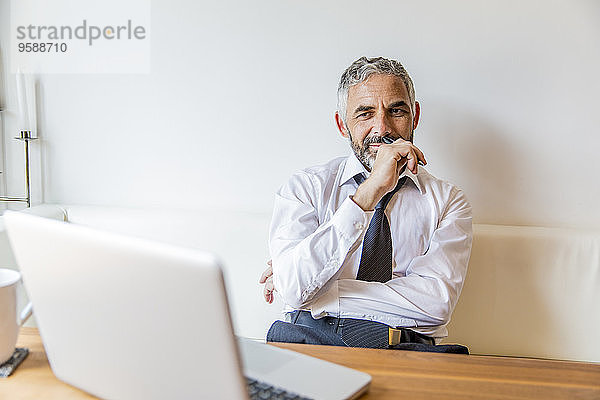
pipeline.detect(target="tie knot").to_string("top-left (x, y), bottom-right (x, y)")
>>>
top-left (353, 173), bottom-right (366, 185)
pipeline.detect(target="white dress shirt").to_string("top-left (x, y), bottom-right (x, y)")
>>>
top-left (269, 152), bottom-right (473, 338)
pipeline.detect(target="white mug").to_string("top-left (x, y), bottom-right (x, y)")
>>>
top-left (0, 268), bottom-right (33, 364)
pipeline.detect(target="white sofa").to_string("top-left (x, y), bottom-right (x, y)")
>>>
top-left (1, 204), bottom-right (598, 362)
top-left (446, 224), bottom-right (600, 362)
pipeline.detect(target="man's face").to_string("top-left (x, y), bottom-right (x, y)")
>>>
top-left (336, 74), bottom-right (419, 170)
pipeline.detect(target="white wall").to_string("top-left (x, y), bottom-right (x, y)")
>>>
top-left (1, 0), bottom-right (600, 228)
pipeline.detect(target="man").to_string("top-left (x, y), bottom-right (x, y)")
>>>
top-left (259, 56), bottom-right (472, 351)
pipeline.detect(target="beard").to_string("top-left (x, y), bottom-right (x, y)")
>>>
top-left (348, 132), bottom-right (383, 171)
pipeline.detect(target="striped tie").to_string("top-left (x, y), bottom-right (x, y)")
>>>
top-left (353, 174), bottom-right (406, 282)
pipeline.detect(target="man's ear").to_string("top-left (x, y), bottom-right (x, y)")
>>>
top-left (335, 112), bottom-right (350, 138)
top-left (412, 101), bottom-right (421, 131)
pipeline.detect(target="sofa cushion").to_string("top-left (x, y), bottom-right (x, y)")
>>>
top-left (445, 224), bottom-right (600, 362)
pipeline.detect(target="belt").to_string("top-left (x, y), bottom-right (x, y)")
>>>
top-left (291, 310), bottom-right (434, 348)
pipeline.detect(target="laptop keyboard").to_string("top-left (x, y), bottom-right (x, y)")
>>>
top-left (246, 377), bottom-right (312, 400)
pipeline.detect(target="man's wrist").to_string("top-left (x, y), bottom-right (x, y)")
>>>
top-left (352, 182), bottom-right (385, 211)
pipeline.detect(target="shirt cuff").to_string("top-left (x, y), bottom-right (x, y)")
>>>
top-left (336, 196), bottom-right (374, 237)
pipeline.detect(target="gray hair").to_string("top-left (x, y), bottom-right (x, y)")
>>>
top-left (337, 56), bottom-right (416, 124)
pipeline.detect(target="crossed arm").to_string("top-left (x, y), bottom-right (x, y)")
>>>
top-left (260, 185), bottom-right (472, 327)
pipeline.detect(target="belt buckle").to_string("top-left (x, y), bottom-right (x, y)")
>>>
top-left (388, 327), bottom-right (402, 346)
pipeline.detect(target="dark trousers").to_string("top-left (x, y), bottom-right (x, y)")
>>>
top-left (267, 310), bottom-right (469, 354)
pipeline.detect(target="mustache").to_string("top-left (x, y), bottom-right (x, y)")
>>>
top-left (363, 135), bottom-right (384, 147)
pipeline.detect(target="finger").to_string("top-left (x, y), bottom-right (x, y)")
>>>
top-left (263, 279), bottom-right (275, 302)
top-left (265, 279), bottom-right (274, 292)
top-left (406, 149), bottom-right (418, 174)
top-left (263, 286), bottom-right (272, 302)
top-left (267, 280), bottom-right (275, 304)
top-left (411, 145), bottom-right (427, 165)
top-left (259, 265), bottom-right (273, 283)
top-left (259, 260), bottom-right (273, 283)
top-left (390, 137), bottom-right (409, 145)
top-left (396, 157), bottom-right (407, 176)
top-left (391, 142), bottom-right (426, 166)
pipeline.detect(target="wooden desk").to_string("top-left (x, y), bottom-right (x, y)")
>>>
top-left (4, 328), bottom-right (600, 399)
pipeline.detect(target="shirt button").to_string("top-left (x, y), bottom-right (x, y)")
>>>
top-left (354, 221), bottom-right (364, 230)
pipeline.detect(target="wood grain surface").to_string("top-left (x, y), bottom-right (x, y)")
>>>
top-left (2, 328), bottom-right (599, 399)
top-left (272, 343), bottom-right (600, 400)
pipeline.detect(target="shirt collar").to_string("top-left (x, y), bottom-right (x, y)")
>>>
top-left (339, 151), bottom-right (369, 187)
top-left (340, 151), bottom-right (425, 195)
top-left (401, 165), bottom-right (425, 195)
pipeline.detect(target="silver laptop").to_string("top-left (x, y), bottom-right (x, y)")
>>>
top-left (5, 211), bottom-right (370, 400)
